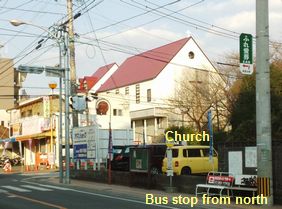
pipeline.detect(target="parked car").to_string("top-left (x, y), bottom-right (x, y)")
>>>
top-left (140, 144), bottom-right (168, 175)
top-left (110, 144), bottom-right (176, 174)
top-left (162, 145), bottom-right (218, 175)
top-left (110, 145), bottom-right (136, 171)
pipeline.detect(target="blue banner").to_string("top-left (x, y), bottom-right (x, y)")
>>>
top-left (74, 144), bottom-right (87, 159)
top-left (207, 109), bottom-right (213, 162)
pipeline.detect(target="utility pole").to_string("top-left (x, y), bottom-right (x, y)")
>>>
top-left (64, 29), bottom-right (71, 184)
top-left (256, 0), bottom-right (273, 205)
top-left (67, 0), bottom-right (79, 127)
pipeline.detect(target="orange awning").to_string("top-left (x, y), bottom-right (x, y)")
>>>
top-left (16, 131), bottom-right (56, 141)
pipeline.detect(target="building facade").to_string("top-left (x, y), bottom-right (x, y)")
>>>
top-left (79, 37), bottom-right (225, 144)
top-left (8, 95), bottom-right (61, 170)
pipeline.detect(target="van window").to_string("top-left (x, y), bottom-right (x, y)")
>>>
top-left (172, 149), bottom-right (178, 157)
top-left (187, 149), bottom-right (201, 157)
top-left (183, 149), bottom-right (188, 157)
top-left (202, 148), bottom-right (217, 157)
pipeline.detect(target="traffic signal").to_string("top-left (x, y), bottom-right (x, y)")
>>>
top-left (17, 65), bottom-right (44, 74)
top-left (69, 95), bottom-right (86, 112)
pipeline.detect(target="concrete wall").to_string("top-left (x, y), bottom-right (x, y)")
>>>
top-left (71, 170), bottom-right (205, 194)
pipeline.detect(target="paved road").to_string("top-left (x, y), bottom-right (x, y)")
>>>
top-left (0, 172), bottom-right (277, 209)
top-left (0, 172), bottom-right (185, 209)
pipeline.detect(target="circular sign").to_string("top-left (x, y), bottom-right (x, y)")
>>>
top-left (96, 101), bottom-right (109, 115)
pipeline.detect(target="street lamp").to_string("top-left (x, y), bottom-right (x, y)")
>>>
top-left (96, 98), bottom-right (112, 184)
top-left (10, 19), bottom-right (53, 35)
top-left (10, 19), bottom-right (66, 183)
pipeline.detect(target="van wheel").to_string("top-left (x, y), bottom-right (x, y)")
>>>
top-left (150, 166), bottom-right (160, 175)
top-left (181, 167), bottom-right (191, 175)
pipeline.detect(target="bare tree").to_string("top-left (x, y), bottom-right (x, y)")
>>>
top-left (168, 68), bottom-right (231, 132)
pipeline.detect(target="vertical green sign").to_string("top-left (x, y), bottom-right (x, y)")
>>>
top-left (130, 147), bottom-right (149, 173)
top-left (239, 33), bottom-right (253, 75)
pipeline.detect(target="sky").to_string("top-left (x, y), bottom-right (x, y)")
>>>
top-left (0, 0), bottom-right (282, 96)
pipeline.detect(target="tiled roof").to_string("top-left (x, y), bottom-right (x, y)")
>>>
top-left (98, 37), bottom-right (190, 92)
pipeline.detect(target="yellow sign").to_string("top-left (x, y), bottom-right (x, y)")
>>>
top-left (166, 137), bottom-right (174, 148)
top-left (43, 96), bottom-right (50, 118)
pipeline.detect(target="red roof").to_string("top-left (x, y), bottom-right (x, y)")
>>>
top-left (92, 63), bottom-right (116, 80)
top-left (77, 63), bottom-right (116, 93)
top-left (98, 37), bottom-right (190, 92)
top-left (77, 77), bottom-right (98, 93)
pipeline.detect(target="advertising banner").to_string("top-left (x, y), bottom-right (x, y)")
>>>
top-left (73, 126), bottom-right (96, 160)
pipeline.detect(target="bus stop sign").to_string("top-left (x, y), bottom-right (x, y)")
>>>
top-left (240, 33), bottom-right (253, 75)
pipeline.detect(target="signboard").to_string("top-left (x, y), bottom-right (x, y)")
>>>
top-left (12, 123), bottom-right (21, 136)
top-left (130, 147), bottom-right (149, 173)
top-left (228, 151), bottom-right (243, 175)
top-left (245, 146), bottom-right (257, 167)
top-left (240, 33), bottom-right (253, 75)
top-left (45, 66), bottom-right (65, 78)
top-left (43, 96), bottom-right (50, 118)
top-left (208, 175), bottom-right (234, 187)
top-left (17, 65), bottom-right (44, 74)
top-left (166, 148), bottom-right (173, 176)
top-left (73, 126), bottom-right (96, 160)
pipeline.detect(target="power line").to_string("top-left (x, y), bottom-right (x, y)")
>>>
top-left (120, 0), bottom-right (238, 40)
top-left (0, 6), bottom-right (65, 15)
top-left (83, 0), bottom-right (181, 35)
top-left (0, 0), bottom-right (95, 79)
top-left (0, 0), bottom-right (34, 15)
top-left (145, 0), bottom-right (240, 36)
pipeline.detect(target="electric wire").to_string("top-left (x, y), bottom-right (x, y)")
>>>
top-left (0, 0), bottom-right (96, 79)
top-left (92, 0), bottom-right (204, 41)
top-left (83, 0), bottom-right (181, 35)
top-left (120, 0), bottom-right (238, 40)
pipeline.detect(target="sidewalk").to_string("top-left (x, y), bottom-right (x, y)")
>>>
top-left (43, 176), bottom-right (280, 209)
top-left (3, 167), bottom-right (279, 209)
top-left (0, 165), bottom-right (58, 175)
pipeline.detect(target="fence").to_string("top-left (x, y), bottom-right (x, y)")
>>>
top-left (216, 140), bottom-right (282, 204)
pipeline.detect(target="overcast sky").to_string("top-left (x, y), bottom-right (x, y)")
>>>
top-left (0, 0), bottom-right (281, 96)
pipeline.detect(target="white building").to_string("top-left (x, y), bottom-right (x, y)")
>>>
top-left (81, 37), bottom-right (223, 144)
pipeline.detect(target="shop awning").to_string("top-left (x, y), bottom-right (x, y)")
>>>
top-left (15, 131), bottom-right (56, 141)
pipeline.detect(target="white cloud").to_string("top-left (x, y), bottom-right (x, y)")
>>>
top-left (216, 11), bottom-right (255, 35)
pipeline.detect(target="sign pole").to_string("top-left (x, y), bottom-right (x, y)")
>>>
top-left (256, 0), bottom-right (273, 204)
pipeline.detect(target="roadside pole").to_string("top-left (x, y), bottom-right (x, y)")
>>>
top-left (256, 0), bottom-right (273, 204)
top-left (67, 0), bottom-right (78, 128)
top-left (64, 29), bottom-right (71, 184)
top-left (165, 140), bottom-right (175, 193)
